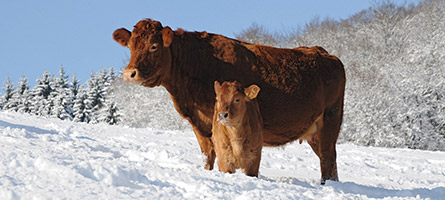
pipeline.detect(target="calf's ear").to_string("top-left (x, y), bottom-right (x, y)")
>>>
top-left (245, 84), bottom-right (261, 100)
top-left (214, 81), bottom-right (221, 94)
top-left (113, 28), bottom-right (131, 47)
top-left (162, 26), bottom-right (174, 47)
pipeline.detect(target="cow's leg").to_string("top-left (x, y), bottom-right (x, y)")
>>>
top-left (318, 98), bottom-right (343, 184)
top-left (193, 128), bottom-right (216, 170)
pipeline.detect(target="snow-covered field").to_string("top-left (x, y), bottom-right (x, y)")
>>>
top-left (1, 111), bottom-right (444, 199)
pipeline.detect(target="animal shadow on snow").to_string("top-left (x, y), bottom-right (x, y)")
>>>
top-left (329, 181), bottom-right (445, 200)
top-left (0, 120), bottom-right (58, 135)
top-left (261, 175), bottom-right (444, 199)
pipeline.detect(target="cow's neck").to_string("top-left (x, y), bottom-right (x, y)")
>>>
top-left (161, 33), bottom-right (216, 119)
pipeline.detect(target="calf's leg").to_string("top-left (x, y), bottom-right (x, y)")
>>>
top-left (241, 150), bottom-right (261, 177)
top-left (213, 136), bottom-right (236, 174)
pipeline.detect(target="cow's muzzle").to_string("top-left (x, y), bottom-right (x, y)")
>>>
top-left (123, 69), bottom-right (140, 84)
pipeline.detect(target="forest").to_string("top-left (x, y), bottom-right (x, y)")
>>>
top-left (0, 68), bottom-right (120, 125)
top-left (1, 0), bottom-right (443, 150)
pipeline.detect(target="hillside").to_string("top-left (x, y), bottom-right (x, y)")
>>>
top-left (235, 0), bottom-right (445, 150)
top-left (1, 111), bottom-right (444, 199)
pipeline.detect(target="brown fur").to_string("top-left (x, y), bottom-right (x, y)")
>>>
top-left (113, 19), bottom-right (346, 184)
top-left (212, 81), bottom-right (263, 177)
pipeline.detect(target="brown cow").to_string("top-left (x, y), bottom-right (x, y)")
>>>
top-left (212, 81), bottom-right (263, 177)
top-left (113, 19), bottom-right (345, 184)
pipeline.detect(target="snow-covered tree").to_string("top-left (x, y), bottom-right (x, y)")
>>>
top-left (70, 74), bottom-right (81, 99)
top-left (99, 101), bottom-right (120, 125)
top-left (2, 77), bottom-right (16, 111)
top-left (30, 72), bottom-right (53, 116)
top-left (97, 67), bottom-right (121, 125)
top-left (234, 23), bottom-right (280, 47)
top-left (14, 75), bottom-right (31, 113)
top-left (50, 66), bottom-right (73, 120)
top-left (72, 86), bottom-right (88, 123)
top-left (17, 88), bottom-right (32, 113)
top-left (84, 71), bottom-right (106, 123)
top-left (16, 75), bottom-right (29, 96)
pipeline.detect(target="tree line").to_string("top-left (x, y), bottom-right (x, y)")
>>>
top-left (0, 67), bottom-right (120, 125)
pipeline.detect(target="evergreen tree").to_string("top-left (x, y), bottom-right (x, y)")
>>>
top-left (50, 66), bottom-right (73, 120)
top-left (14, 75), bottom-right (31, 113)
top-left (73, 87), bottom-right (88, 123)
top-left (17, 89), bottom-right (32, 113)
top-left (2, 77), bottom-right (16, 110)
top-left (99, 101), bottom-right (120, 125)
top-left (30, 72), bottom-right (53, 115)
top-left (70, 74), bottom-right (81, 99)
top-left (97, 68), bottom-right (121, 124)
top-left (16, 75), bottom-right (29, 96)
top-left (84, 70), bottom-right (107, 123)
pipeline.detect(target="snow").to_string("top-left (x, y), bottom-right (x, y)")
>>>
top-left (1, 110), bottom-right (444, 199)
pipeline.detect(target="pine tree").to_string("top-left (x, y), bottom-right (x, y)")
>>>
top-left (73, 87), bottom-right (88, 123)
top-left (50, 66), bottom-right (73, 120)
top-left (2, 77), bottom-right (16, 110)
top-left (99, 101), bottom-right (120, 125)
top-left (70, 74), bottom-right (81, 99)
top-left (17, 89), bottom-right (32, 113)
top-left (97, 68), bottom-right (121, 124)
top-left (84, 70), bottom-right (107, 123)
top-left (14, 75), bottom-right (31, 113)
top-left (30, 72), bottom-right (53, 115)
top-left (16, 75), bottom-right (29, 96)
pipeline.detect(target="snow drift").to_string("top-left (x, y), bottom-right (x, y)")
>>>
top-left (1, 111), bottom-right (444, 199)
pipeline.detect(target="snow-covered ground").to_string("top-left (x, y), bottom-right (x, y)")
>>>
top-left (1, 111), bottom-right (444, 199)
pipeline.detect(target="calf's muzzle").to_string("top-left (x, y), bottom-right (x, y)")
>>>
top-left (218, 113), bottom-right (229, 121)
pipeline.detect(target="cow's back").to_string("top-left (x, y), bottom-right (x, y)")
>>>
top-left (240, 44), bottom-right (345, 146)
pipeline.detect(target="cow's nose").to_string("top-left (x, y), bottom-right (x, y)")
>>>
top-left (218, 113), bottom-right (229, 121)
top-left (123, 69), bottom-right (137, 82)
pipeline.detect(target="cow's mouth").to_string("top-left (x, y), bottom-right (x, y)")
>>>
top-left (142, 75), bottom-right (162, 87)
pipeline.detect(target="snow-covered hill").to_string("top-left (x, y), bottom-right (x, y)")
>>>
top-left (1, 111), bottom-right (444, 199)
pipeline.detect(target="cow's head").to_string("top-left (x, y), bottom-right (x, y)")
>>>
top-left (113, 19), bottom-right (174, 87)
top-left (214, 81), bottom-right (261, 127)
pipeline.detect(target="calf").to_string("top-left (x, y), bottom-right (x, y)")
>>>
top-left (212, 81), bottom-right (263, 177)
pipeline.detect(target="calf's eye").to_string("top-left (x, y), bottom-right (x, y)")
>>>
top-left (149, 43), bottom-right (158, 52)
top-left (235, 98), bottom-right (240, 102)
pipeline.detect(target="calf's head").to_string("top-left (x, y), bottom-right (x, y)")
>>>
top-left (113, 19), bottom-right (174, 87)
top-left (214, 81), bottom-right (261, 127)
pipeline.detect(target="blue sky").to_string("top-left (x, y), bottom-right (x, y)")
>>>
top-left (0, 0), bottom-right (421, 89)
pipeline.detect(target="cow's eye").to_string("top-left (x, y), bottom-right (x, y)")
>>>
top-left (149, 43), bottom-right (158, 52)
top-left (234, 98), bottom-right (240, 103)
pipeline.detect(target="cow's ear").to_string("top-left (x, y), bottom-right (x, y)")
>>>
top-left (245, 84), bottom-right (261, 100)
top-left (113, 28), bottom-right (131, 47)
top-left (162, 26), bottom-right (174, 47)
top-left (214, 81), bottom-right (221, 94)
